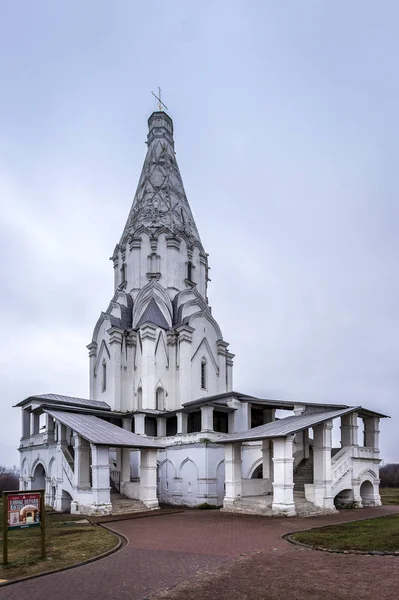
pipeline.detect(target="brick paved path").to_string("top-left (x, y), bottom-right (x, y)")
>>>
top-left (1, 506), bottom-right (398, 600)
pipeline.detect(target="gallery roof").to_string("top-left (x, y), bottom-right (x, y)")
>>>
top-left (45, 409), bottom-right (164, 448)
top-left (15, 393), bottom-right (111, 411)
top-left (215, 407), bottom-right (361, 444)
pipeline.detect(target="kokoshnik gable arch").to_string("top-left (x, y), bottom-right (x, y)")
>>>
top-left (16, 109), bottom-right (389, 516)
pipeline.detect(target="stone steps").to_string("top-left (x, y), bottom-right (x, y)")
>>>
top-left (294, 453), bottom-right (314, 492)
top-left (110, 493), bottom-right (149, 515)
top-left (293, 493), bottom-right (337, 517)
top-left (223, 493), bottom-right (336, 518)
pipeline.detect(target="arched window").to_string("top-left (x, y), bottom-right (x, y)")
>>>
top-left (102, 361), bottom-right (107, 392)
top-left (120, 263), bottom-right (126, 284)
top-left (187, 261), bottom-right (193, 282)
top-left (156, 387), bottom-right (165, 411)
top-left (137, 386), bottom-right (143, 410)
top-left (201, 358), bottom-right (207, 390)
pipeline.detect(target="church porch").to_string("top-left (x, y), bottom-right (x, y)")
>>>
top-left (218, 406), bottom-right (385, 517)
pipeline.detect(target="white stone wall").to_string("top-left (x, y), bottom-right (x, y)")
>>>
top-left (157, 443), bottom-right (225, 506)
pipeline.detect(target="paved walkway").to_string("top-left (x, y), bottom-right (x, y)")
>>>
top-left (1, 506), bottom-right (399, 600)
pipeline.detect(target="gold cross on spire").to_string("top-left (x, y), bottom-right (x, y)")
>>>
top-left (151, 87), bottom-right (168, 112)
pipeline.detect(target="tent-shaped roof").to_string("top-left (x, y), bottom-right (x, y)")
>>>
top-left (45, 409), bottom-right (164, 448)
top-left (136, 298), bottom-right (170, 330)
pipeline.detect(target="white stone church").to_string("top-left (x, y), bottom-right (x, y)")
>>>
top-left (16, 110), bottom-right (387, 517)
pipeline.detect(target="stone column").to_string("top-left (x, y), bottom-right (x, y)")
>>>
top-left (74, 435), bottom-right (91, 489)
top-left (134, 413), bottom-right (146, 435)
top-left (108, 327), bottom-right (124, 411)
top-left (129, 236), bottom-right (142, 289)
top-left (363, 417), bottom-right (380, 450)
top-left (177, 325), bottom-right (194, 405)
top-left (217, 341), bottom-right (229, 393)
top-left (201, 405), bottom-right (214, 433)
top-left (111, 253), bottom-right (119, 291)
top-left (140, 324), bottom-right (157, 409)
top-left (157, 417), bottom-right (167, 437)
top-left (177, 411), bottom-right (188, 434)
top-left (226, 353), bottom-right (234, 392)
top-left (90, 445), bottom-right (112, 513)
top-left (223, 442), bottom-right (242, 508)
top-left (166, 331), bottom-right (178, 410)
top-left (139, 448), bottom-right (159, 509)
top-left (272, 436), bottom-right (296, 516)
top-left (166, 236), bottom-right (181, 293)
top-left (31, 413), bottom-right (40, 435)
top-left (262, 408), bottom-right (276, 424)
top-left (22, 409), bottom-right (31, 438)
top-left (120, 419), bottom-right (133, 490)
top-left (262, 440), bottom-right (273, 482)
top-left (45, 476), bottom-right (52, 506)
top-left (312, 421), bottom-right (334, 509)
top-left (87, 341), bottom-right (97, 399)
top-left (340, 412), bottom-right (359, 447)
top-left (227, 397), bottom-right (249, 432)
top-left (44, 414), bottom-right (55, 444)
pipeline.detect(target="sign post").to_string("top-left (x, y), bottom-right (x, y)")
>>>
top-left (2, 490), bottom-right (46, 566)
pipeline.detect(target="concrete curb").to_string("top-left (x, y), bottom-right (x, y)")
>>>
top-left (283, 514), bottom-right (399, 558)
top-left (0, 523), bottom-right (127, 588)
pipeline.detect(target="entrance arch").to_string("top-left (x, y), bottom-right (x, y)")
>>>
top-left (360, 480), bottom-right (375, 507)
top-left (31, 463), bottom-right (46, 491)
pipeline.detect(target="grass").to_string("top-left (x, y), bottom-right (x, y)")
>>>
top-left (380, 487), bottom-right (399, 506)
top-left (291, 514), bottom-right (399, 552)
top-left (291, 488), bottom-right (399, 552)
top-left (0, 500), bottom-right (119, 582)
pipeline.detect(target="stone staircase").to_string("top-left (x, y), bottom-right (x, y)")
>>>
top-left (223, 492), bottom-right (336, 518)
top-left (222, 495), bottom-right (274, 516)
top-left (293, 492), bottom-right (336, 517)
top-left (294, 450), bottom-right (314, 492)
top-left (110, 492), bottom-right (149, 515)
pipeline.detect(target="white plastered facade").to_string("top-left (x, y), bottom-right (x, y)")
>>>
top-left (17, 110), bottom-right (386, 516)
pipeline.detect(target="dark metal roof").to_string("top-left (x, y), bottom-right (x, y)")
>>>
top-left (136, 298), bottom-right (170, 330)
top-left (15, 394), bottom-right (111, 411)
top-left (45, 409), bottom-right (164, 448)
top-left (215, 407), bottom-right (361, 444)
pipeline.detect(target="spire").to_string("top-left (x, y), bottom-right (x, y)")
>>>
top-left (120, 112), bottom-right (202, 248)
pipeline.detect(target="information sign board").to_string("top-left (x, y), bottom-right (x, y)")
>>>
top-left (7, 492), bottom-right (41, 529)
top-left (2, 489), bottom-right (46, 565)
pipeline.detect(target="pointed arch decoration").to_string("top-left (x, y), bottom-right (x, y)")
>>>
top-left (94, 340), bottom-right (111, 376)
top-left (187, 309), bottom-right (223, 339)
top-left (191, 337), bottom-right (219, 375)
top-left (155, 330), bottom-right (169, 368)
top-left (137, 381), bottom-right (143, 410)
top-left (178, 457), bottom-right (199, 478)
top-left (133, 280), bottom-right (173, 329)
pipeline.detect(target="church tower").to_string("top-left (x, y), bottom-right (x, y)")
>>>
top-left (88, 111), bottom-right (234, 412)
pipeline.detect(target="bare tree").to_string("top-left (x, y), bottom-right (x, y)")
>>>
top-left (379, 464), bottom-right (399, 488)
top-left (0, 466), bottom-right (19, 492)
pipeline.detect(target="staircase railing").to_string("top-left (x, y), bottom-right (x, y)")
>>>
top-left (110, 469), bottom-right (121, 493)
top-left (61, 445), bottom-right (75, 472)
top-left (61, 454), bottom-right (74, 489)
top-left (331, 446), bottom-right (353, 489)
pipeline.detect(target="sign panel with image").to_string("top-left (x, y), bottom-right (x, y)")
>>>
top-left (7, 492), bottom-right (41, 529)
top-left (3, 489), bottom-right (46, 565)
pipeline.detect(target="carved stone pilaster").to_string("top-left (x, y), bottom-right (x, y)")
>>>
top-left (129, 237), bottom-right (142, 251)
top-left (166, 236), bottom-right (180, 250)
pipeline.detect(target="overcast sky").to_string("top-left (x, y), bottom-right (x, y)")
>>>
top-left (1, 1), bottom-right (398, 467)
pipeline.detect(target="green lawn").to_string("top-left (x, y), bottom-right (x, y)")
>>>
top-left (0, 500), bottom-right (119, 582)
top-left (291, 488), bottom-right (399, 552)
top-left (380, 487), bottom-right (399, 506)
top-left (291, 514), bottom-right (399, 552)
